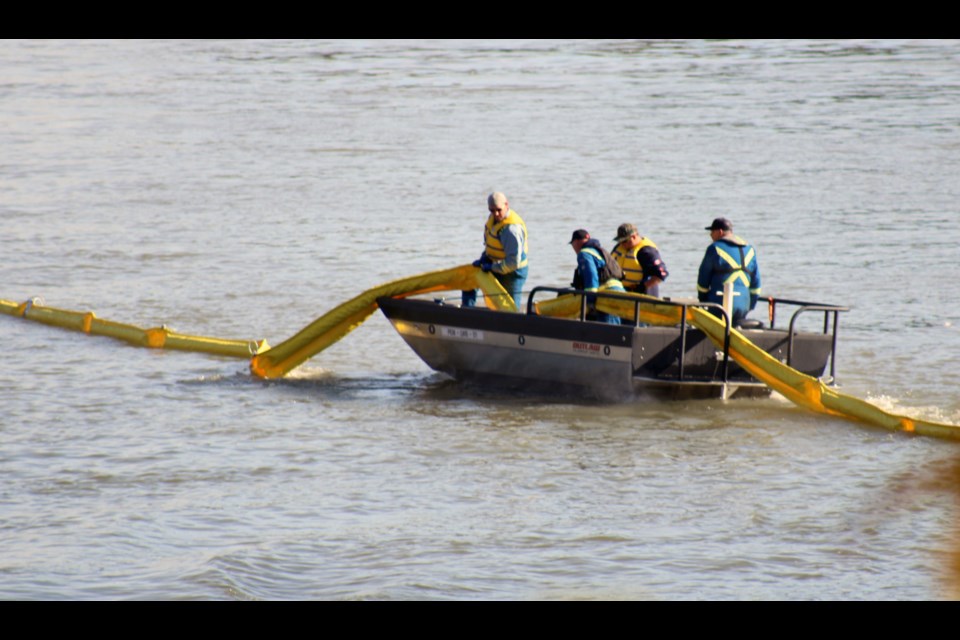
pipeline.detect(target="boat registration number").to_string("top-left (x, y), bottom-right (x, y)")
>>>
top-left (440, 326), bottom-right (484, 341)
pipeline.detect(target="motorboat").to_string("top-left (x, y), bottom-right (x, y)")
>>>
top-left (377, 287), bottom-right (849, 400)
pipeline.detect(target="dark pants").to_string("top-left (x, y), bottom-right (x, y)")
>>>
top-left (627, 283), bottom-right (659, 298)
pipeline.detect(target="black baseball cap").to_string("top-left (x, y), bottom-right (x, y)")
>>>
top-left (705, 217), bottom-right (733, 231)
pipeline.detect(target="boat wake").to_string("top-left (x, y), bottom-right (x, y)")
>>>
top-left (864, 394), bottom-right (960, 429)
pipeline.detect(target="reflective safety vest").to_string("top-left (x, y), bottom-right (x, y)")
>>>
top-left (700, 237), bottom-right (756, 290)
top-left (484, 209), bottom-right (528, 268)
top-left (579, 246), bottom-right (624, 291)
top-left (696, 235), bottom-right (761, 317)
top-left (612, 237), bottom-right (660, 290)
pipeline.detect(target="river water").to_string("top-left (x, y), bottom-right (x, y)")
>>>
top-left (2, 39), bottom-right (959, 600)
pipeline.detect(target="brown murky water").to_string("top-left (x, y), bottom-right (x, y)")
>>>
top-left (2, 39), bottom-right (959, 600)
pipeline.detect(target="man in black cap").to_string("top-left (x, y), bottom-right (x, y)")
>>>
top-left (569, 229), bottom-right (625, 324)
top-left (696, 217), bottom-right (762, 326)
top-left (610, 222), bottom-right (669, 297)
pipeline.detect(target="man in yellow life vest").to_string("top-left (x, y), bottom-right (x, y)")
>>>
top-left (610, 223), bottom-right (669, 297)
top-left (462, 192), bottom-right (529, 312)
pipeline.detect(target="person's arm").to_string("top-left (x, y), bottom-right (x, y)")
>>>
top-left (578, 251), bottom-right (601, 305)
top-left (748, 252), bottom-right (761, 310)
top-left (696, 248), bottom-right (714, 302)
top-left (638, 246), bottom-right (668, 291)
top-left (491, 224), bottom-right (524, 274)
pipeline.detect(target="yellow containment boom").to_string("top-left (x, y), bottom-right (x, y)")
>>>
top-left (2, 265), bottom-right (511, 377)
top-left (684, 304), bottom-right (960, 441)
top-left (0, 297), bottom-right (270, 358)
top-left (534, 290), bottom-right (960, 440)
top-left (249, 264), bottom-right (513, 379)
top-left (4, 264), bottom-right (958, 440)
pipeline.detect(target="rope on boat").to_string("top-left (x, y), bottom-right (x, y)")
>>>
top-left (3, 264), bottom-right (958, 440)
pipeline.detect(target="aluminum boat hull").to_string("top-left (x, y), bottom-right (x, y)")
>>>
top-left (377, 296), bottom-right (839, 400)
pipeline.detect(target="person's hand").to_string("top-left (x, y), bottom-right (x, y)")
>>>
top-left (480, 262), bottom-right (493, 272)
top-left (472, 259), bottom-right (483, 268)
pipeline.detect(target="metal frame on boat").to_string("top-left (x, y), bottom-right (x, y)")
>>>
top-left (377, 288), bottom-right (849, 400)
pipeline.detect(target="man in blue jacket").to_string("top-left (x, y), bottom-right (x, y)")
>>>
top-left (696, 217), bottom-right (761, 326)
top-left (570, 229), bottom-right (625, 324)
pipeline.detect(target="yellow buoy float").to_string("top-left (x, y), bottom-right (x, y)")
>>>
top-left (1, 296), bottom-right (269, 358)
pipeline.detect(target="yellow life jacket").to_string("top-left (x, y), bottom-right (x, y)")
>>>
top-left (484, 209), bottom-right (528, 268)
top-left (612, 237), bottom-right (658, 289)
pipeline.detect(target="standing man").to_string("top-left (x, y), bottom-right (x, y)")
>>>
top-left (463, 192), bottom-right (528, 312)
top-left (569, 229), bottom-right (625, 324)
top-left (696, 217), bottom-right (762, 326)
top-left (610, 223), bottom-right (669, 297)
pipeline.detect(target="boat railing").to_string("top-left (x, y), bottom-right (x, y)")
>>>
top-left (762, 297), bottom-right (849, 380)
top-left (526, 288), bottom-right (849, 385)
top-left (526, 286), bottom-right (736, 384)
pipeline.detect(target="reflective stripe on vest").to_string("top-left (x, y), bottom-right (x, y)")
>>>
top-left (714, 245), bottom-right (755, 288)
top-left (580, 247), bottom-right (620, 290)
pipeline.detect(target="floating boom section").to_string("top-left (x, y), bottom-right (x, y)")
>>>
top-left (685, 305), bottom-right (960, 440)
top-left (1, 265), bottom-right (509, 377)
top-left (534, 290), bottom-right (960, 439)
top-left (0, 297), bottom-right (269, 357)
top-left (249, 265), bottom-right (513, 379)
